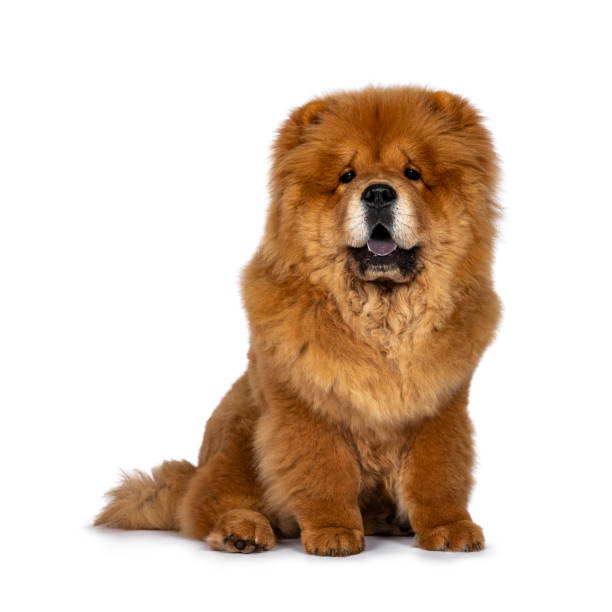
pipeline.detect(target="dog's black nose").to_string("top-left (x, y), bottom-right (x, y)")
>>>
top-left (361, 183), bottom-right (397, 208)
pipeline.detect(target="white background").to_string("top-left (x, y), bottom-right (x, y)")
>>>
top-left (1, 1), bottom-right (611, 610)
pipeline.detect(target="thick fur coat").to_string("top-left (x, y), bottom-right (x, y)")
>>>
top-left (96, 86), bottom-right (500, 555)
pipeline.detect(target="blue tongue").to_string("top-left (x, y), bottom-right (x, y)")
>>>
top-left (367, 235), bottom-right (397, 256)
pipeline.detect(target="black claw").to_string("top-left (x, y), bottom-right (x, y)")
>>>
top-left (385, 514), bottom-right (396, 525)
top-left (343, 549), bottom-right (350, 556)
top-left (234, 539), bottom-right (247, 550)
top-left (465, 545), bottom-right (470, 552)
top-left (223, 536), bottom-right (230, 544)
top-left (314, 548), bottom-right (319, 555)
top-left (328, 548), bottom-right (335, 556)
top-left (399, 521), bottom-right (414, 533)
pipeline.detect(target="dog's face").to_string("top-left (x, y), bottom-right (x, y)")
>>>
top-left (266, 87), bottom-right (498, 291)
top-left (334, 148), bottom-right (428, 284)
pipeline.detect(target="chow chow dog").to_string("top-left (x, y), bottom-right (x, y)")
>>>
top-left (95, 85), bottom-right (500, 556)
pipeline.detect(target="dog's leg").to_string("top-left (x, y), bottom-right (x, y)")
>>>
top-left (397, 382), bottom-right (485, 552)
top-left (178, 453), bottom-right (276, 553)
top-left (177, 375), bottom-right (276, 553)
top-left (256, 392), bottom-right (364, 557)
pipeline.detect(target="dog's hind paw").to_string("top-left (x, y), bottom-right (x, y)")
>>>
top-left (206, 509), bottom-right (276, 553)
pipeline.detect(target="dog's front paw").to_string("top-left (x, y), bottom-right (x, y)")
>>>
top-left (301, 526), bottom-right (365, 557)
top-left (417, 519), bottom-right (484, 552)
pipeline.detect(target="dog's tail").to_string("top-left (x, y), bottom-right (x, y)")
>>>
top-left (94, 460), bottom-right (196, 530)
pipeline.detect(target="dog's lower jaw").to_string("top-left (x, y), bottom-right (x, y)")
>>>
top-left (346, 245), bottom-right (422, 284)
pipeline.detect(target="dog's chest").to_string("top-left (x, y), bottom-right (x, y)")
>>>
top-left (351, 432), bottom-right (405, 497)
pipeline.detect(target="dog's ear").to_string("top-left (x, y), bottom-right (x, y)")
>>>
top-left (428, 90), bottom-right (480, 129)
top-left (293, 99), bottom-right (327, 127)
top-left (275, 99), bottom-right (328, 155)
top-left (429, 90), bottom-right (498, 189)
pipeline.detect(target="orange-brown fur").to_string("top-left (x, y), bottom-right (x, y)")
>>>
top-left (96, 86), bottom-right (500, 555)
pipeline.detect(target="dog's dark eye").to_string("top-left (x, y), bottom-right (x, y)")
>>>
top-left (404, 167), bottom-right (421, 181)
top-left (339, 170), bottom-right (356, 184)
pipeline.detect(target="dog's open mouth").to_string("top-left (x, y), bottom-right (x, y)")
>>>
top-left (367, 224), bottom-right (397, 256)
top-left (349, 224), bottom-right (421, 280)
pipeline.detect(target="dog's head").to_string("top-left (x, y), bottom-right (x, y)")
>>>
top-left (263, 86), bottom-right (498, 294)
